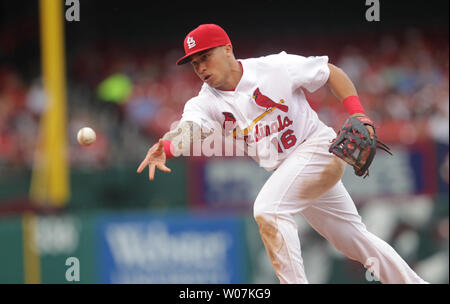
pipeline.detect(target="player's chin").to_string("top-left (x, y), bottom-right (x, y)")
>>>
top-left (204, 75), bottom-right (215, 86)
top-left (208, 79), bottom-right (226, 90)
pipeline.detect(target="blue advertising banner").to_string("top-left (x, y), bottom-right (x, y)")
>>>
top-left (95, 212), bottom-right (248, 283)
top-left (190, 158), bottom-right (272, 210)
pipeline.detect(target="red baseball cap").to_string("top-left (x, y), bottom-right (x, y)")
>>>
top-left (176, 24), bottom-right (232, 65)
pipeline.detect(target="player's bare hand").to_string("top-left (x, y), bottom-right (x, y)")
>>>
top-left (365, 124), bottom-right (375, 140)
top-left (137, 139), bottom-right (171, 180)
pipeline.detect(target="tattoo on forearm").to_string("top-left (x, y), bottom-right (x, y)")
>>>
top-left (162, 121), bottom-right (213, 156)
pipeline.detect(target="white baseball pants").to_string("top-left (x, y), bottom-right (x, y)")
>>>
top-left (253, 126), bottom-right (427, 284)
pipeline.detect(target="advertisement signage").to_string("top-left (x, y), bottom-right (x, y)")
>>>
top-left (96, 213), bottom-right (248, 283)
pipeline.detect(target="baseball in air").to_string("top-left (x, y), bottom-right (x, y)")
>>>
top-left (77, 127), bottom-right (96, 146)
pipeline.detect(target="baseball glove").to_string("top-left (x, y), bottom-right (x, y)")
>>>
top-left (329, 115), bottom-right (392, 178)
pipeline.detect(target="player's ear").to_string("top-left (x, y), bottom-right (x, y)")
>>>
top-left (224, 44), bottom-right (233, 56)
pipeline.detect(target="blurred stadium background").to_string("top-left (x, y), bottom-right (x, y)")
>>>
top-left (0, 0), bottom-right (448, 283)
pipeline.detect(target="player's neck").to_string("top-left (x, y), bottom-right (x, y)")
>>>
top-left (217, 60), bottom-right (243, 91)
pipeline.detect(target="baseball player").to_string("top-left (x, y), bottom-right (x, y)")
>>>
top-left (137, 24), bottom-right (427, 284)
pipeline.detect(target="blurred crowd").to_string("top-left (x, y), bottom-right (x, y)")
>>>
top-left (0, 28), bottom-right (448, 170)
top-left (308, 29), bottom-right (449, 145)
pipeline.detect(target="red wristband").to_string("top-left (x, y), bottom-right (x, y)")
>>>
top-left (342, 96), bottom-right (365, 115)
top-left (163, 139), bottom-right (174, 159)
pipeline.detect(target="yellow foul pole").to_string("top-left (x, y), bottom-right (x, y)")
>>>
top-left (26, 0), bottom-right (69, 283)
top-left (22, 213), bottom-right (41, 284)
top-left (30, 0), bottom-right (70, 207)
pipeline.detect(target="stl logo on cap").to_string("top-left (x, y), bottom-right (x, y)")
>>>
top-left (187, 36), bottom-right (196, 49)
top-left (176, 24), bottom-right (231, 65)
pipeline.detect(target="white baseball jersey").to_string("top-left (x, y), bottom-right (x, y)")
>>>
top-left (178, 51), bottom-right (428, 284)
top-left (179, 51), bottom-right (331, 171)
